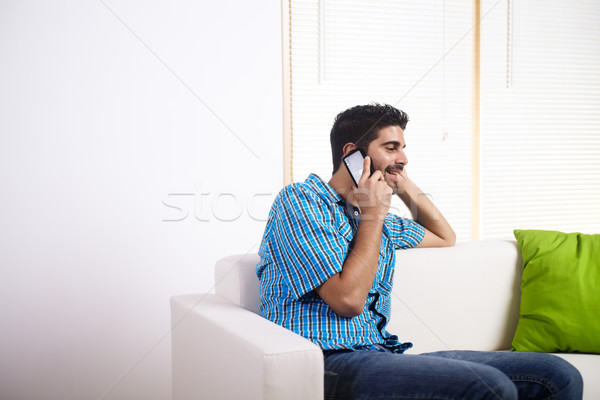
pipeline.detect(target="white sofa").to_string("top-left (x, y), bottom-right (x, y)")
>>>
top-left (170, 241), bottom-right (599, 399)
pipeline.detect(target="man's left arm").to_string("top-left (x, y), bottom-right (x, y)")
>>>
top-left (395, 172), bottom-right (456, 248)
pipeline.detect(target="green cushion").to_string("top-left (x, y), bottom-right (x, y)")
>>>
top-left (512, 229), bottom-right (600, 353)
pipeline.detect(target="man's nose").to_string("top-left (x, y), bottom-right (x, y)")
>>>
top-left (396, 151), bottom-right (408, 166)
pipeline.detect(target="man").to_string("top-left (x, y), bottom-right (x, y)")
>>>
top-left (257, 104), bottom-right (582, 399)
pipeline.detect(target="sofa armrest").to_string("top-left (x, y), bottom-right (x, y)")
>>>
top-left (170, 294), bottom-right (323, 400)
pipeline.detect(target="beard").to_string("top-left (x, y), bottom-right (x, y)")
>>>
top-left (380, 164), bottom-right (404, 194)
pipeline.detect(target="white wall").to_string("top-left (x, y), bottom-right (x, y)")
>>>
top-left (0, 1), bottom-right (283, 399)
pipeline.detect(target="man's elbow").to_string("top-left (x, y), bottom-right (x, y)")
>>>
top-left (336, 304), bottom-right (364, 318)
top-left (443, 231), bottom-right (457, 247)
top-left (316, 278), bottom-right (367, 318)
top-left (329, 295), bottom-right (365, 318)
top-left (436, 226), bottom-right (456, 247)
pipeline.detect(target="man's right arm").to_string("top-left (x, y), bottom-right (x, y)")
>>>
top-left (315, 157), bottom-right (391, 318)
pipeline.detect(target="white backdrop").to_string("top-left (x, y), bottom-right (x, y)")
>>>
top-left (0, 1), bottom-right (283, 399)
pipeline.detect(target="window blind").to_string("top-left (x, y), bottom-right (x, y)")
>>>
top-left (289, 0), bottom-right (474, 241)
top-left (480, 0), bottom-right (600, 239)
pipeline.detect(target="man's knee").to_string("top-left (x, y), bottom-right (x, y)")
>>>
top-left (541, 355), bottom-right (583, 399)
top-left (462, 365), bottom-right (518, 400)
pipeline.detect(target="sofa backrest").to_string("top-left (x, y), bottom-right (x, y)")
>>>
top-left (214, 240), bottom-right (523, 352)
top-left (389, 240), bottom-right (522, 352)
top-left (215, 253), bottom-right (261, 314)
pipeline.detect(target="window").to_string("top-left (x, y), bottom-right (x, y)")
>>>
top-left (480, 0), bottom-right (600, 238)
top-left (284, 0), bottom-right (600, 240)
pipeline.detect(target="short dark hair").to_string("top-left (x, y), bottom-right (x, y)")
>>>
top-left (329, 103), bottom-right (409, 174)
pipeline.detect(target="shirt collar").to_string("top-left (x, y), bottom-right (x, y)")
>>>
top-left (304, 173), bottom-right (344, 206)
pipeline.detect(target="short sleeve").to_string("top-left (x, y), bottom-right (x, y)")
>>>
top-left (271, 186), bottom-right (350, 299)
top-left (385, 214), bottom-right (425, 249)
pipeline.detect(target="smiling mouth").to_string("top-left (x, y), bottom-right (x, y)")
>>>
top-left (386, 166), bottom-right (403, 174)
top-left (385, 167), bottom-right (403, 183)
top-left (386, 171), bottom-right (399, 182)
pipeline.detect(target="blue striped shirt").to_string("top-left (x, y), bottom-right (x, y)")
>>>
top-left (256, 174), bottom-right (425, 352)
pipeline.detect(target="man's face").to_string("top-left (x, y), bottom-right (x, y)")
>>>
top-left (366, 125), bottom-right (408, 194)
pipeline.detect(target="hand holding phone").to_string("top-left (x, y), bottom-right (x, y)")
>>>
top-left (343, 149), bottom-right (392, 220)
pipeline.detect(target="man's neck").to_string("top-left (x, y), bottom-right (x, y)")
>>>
top-left (328, 170), bottom-right (356, 206)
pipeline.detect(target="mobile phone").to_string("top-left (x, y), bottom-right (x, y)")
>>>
top-left (343, 148), bottom-right (372, 187)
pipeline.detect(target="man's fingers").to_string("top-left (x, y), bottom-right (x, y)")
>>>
top-left (357, 155), bottom-right (371, 186)
top-left (361, 155), bottom-right (371, 179)
top-left (371, 169), bottom-right (383, 181)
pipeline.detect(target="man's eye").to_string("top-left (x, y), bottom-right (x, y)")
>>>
top-left (386, 147), bottom-right (395, 151)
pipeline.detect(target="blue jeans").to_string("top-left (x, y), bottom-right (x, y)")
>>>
top-left (323, 349), bottom-right (583, 399)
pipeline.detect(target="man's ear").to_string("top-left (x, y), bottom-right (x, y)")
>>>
top-left (342, 143), bottom-right (358, 157)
